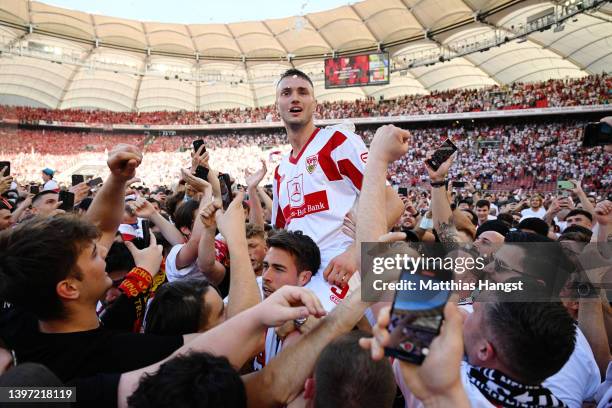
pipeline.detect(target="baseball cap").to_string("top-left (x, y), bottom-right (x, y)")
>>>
top-left (42, 168), bottom-right (54, 177)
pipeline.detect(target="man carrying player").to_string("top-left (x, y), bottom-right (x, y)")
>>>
top-left (272, 69), bottom-right (404, 311)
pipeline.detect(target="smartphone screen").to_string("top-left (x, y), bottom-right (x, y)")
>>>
top-left (30, 185), bottom-right (40, 195)
top-left (557, 180), bottom-right (574, 190)
top-left (195, 165), bottom-right (209, 181)
top-left (141, 220), bottom-right (150, 247)
top-left (583, 122), bottom-right (612, 147)
top-left (193, 139), bottom-right (206, 153)
top-left (72, 174), bottom-right (84, 186)
top-left (0, 161), bottom-right (10, 176)
top-left (219, 173), bottom-right (233, 210)
top-left (58, 191), bottom-right (75, 212)
top-left (87, 177), bottom-right (103, 188)
top-left (398, 187), bottom-right (408, 196)
top-left (452, 181), bottom-right (466, 188)
top-left (385, 268), bottom-right (451, 364)
top-left (426, 139), bottom-right (458, 171)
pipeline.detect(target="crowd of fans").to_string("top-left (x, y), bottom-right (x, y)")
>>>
top-left (1, 119), bottom-right (610, 193)
top-left (0, 62), bottom-right (610, 408)
top-left (0, 73), bottom-right (609, 125)
top-left (0, 118), bottom-right (610, 408)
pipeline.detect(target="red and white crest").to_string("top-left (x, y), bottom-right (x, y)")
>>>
top-left (305, 154), bottom-right (319, 174)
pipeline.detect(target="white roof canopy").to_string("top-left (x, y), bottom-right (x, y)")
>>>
top-left (0, 0), bottom-right (609, 110)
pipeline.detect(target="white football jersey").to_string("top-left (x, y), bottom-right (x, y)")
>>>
top-left (272, 126), bottom-right (368, 311)
top-left (272, 126), bottom-right (367, 259)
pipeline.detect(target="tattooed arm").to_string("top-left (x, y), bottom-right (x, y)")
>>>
top-left (424, 152), bottom-right (465, 247)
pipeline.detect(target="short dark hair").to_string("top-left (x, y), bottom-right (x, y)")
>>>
top-left (484, 301), bottom-right (576, 384)
top-left (476, 220), bottom-right (510, 238)
top-left (504, 231), bottom-right (574, 296)
top-left (174, 199), bottom-right (200, 232)
top-left (476, 199), bottom-right (490, 209)
top-left (105, 241), bottom-right (135, 273)
top-left (314, 331), bottom-right (396, 408)
top-left (0, 215), bottom-right (99, 320)
top-left (144, 280), bottom-right (212, 335)
top-left (559, 225), bottom-right (593, 242)
top-left (565, 209), bottom-right (593, 222)
top-left (278, 69), bottom-right (314, 88)
top-left (32, 190), bottom-right (58, 205)
top-left (496, 212), bottom-right (515, 228)
top-left (128, 352), bottom-right (245, 408)
top-left (458, 198), bottom-right (473, 207)
top-left (267, 230), bottom-right (320, 275)
top-left (517, 217), bottom-right (549, 237)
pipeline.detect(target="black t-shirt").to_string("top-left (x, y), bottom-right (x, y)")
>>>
top-left (69, 373), bottom-right (122, 408)
top-left (2, 310), bottom-right (183, 383)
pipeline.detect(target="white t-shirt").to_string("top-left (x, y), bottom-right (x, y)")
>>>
top-left (543, 327), bottom-right (600, 408)
top-left (596, 362), bottom-right (612, 408)
top-left (164, 243), bottom-right (201, 282)
top-left (43, 179), bottom-right (59, 192)
top-left (520, 207), bottom-right (547, 221)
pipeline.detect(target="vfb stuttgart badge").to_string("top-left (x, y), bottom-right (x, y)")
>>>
top-left (305, 154), bottom-right (318, 174)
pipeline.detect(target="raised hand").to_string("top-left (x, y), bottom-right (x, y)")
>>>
top-left (124, 231), bottom-right (163, 276)
top-left (594, 200), bottom-right (612, 226)
top-left (215, 192), bottom-right (246, 240)
top-left (181, 168), bottom-right (211, 194)
top-left (130, 197), bottom-right (157, 219)
top-left (424, 150), bottom-right (455, 182)
top-left (199, 199), bottom-right (221, 229)
top-left (107, 144), bottom-right (142, 183)
top-left (369, 124), bottom-right (412, 164)
top-left (245, 159), bottom-right (267, 190)
top-left (253, 286), bottom-right (326, 328)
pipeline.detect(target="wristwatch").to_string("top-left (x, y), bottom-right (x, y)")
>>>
top-left (430, 179), bottom-right (447, 188)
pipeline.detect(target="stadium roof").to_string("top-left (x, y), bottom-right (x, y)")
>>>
top-left (0, 0), bottom-right (610, 111)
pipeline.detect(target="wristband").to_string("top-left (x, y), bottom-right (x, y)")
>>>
top-left (430, 179), bottom-right (447, 188)
top-left (119, 267), bottom-right (153, 298)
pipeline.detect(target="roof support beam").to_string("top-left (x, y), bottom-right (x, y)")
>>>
top-left (57, 48), bottom-right (94, 108)
top-left (225, 24), bottom-right (256, 107)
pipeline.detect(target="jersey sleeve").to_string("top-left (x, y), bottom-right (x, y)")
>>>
top-left (271, 164), bottom-right (286, 229)
top-left (331, 130), bottom-right (368, 193)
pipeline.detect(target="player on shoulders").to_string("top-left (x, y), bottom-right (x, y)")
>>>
top-left (272, 69), bottom-right (404, 311)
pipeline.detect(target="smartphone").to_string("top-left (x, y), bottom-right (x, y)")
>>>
top-left (193, 139), bottom-right (206, 153)
top-left (87, 177), bottom-right (103, 188)
top-left (426, 139), bottom-right (458, 171)
top-left (72, 174), bottom-right (84, 186)
top-left (398, 187), bottom-right (408, 197)
top-left (141, 219), bottom-right (150, 247)
top-left (219, 173), bottom-right (233, 210)
top-left (582, 122), bottom-right (612, 147)
top-left (129, 227), bottom-right (151, 250)
top-left (557, 180), bottom-right (574, 190)
top-left (29, 185), bottom-right (40, 195)
top-left (195, 165), bottom-right (209, 181)
top-left (58, 191), bottom-right (75, 212)
top-left (452, 181), bottom-right (466, 188)
top-left (385, 268), bottom-right (451, 364)
top-left (0, 161), bottom-right (10, 176)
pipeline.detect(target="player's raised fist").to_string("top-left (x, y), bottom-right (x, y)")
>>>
top-left (369, 125), bottom-right (411, 164)
top-left (107, 144), bottom-right (143, 183)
